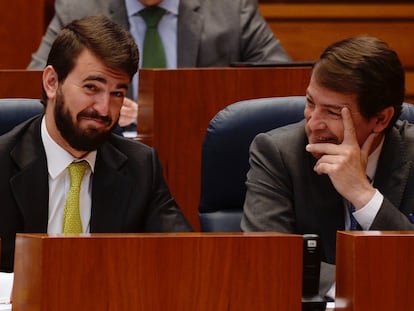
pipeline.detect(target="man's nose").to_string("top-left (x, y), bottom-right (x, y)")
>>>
top-left (93, 93), bottom-right (111, 116)
top-left (306, 108), bottom-right (327, 131)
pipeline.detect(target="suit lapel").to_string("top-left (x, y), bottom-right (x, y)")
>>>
top-left (374, 126), bottom-right (412, 207)
top-left (177, 0), bottom-right (202, 67)
top-left (90, 139), bottom-right (133, 232)
top-left (10, 118), bottom-right (49, 233)
top-left (304, 151), bottom-right (344, 263)
top-left (108, 0), bottom-right (129, 29)
top-left (9, 120), bottom-right (135, 233)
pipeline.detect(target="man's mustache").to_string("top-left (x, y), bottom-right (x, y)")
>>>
top-left (78, 110), bottom-right (112, 125)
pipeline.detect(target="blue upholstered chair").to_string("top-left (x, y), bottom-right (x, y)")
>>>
top-left (0, 98), bottom-right (44, 135)
top-left (199, 96), bottom-right (306, 231)
top-left (198, 96), bottom-right (414, 232)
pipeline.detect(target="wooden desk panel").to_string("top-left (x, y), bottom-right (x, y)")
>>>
top-left (0, 2), bottom-right (50, 69)
top-left (260, 3), bottom-right (414, 103)
top-left (336, 231), bottom-right (414, 310)
top-left (260, 4), bottom-right (414, 66)
top-left (138, 67), bottom-right (311, 229)
top-left (0, 70), bottom-right (43, 98)
top-left (13, 232), bottom-right (303, 311)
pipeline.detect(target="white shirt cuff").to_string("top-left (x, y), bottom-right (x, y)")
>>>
top-left (353, 189), bottom-right (383, 230)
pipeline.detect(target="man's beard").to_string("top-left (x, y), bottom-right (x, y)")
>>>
top-left (54, 89), bottom-right (116, 151)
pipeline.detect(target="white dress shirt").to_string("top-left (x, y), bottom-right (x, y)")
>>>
top-left (41, 117), bottom-right (97, 234)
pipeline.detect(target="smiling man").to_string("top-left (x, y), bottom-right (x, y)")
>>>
top-left (241, 36), bottom-right (414, 297)
top-left (0, 15), bottom-right (192, 273)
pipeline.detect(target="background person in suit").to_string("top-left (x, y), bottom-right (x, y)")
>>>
top-left (0, 15), bottom-right (191, 272)
top-left (28, 0), bottom-right (291, 131)
top-left (241, 36), bottom-right (414, 297)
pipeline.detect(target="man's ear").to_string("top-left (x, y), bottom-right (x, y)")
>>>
top-left (42, 65), bottom-right (59, 99)
top-left (373, 106), bottom-right (395, 133)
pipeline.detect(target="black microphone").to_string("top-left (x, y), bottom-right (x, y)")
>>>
top-left (302, 234), bottom-right (327, 311)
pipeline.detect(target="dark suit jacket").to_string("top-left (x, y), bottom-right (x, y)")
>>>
top-left (0, 116), bottom-right (192, 272)
top-left (241, 120), bottom-right (414, 264)
top-left (28, 0), bottom-right (291, 69)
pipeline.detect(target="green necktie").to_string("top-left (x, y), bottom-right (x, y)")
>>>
top-left (140, 6), bottom-right (166, 68)
top-left (63, 161), bottom-right (89, 234)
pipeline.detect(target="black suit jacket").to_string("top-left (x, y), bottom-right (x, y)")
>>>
top-left (0, 116), bottom-right (192, 272)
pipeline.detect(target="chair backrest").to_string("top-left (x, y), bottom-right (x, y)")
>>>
top-left (0, 98), bottom-right (44, 135)
top-left (199, 96), bottom-right (414, 232)
top-left (400, 102), bottom-right (414, 123)
top-left (199, 96), bottom-right (306, 231)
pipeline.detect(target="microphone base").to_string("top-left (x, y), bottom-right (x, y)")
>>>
top-left (302, 295), bottom-right (327, 311)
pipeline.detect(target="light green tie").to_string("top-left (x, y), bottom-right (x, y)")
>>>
top-left (140, 6), bottom-right (166, 68)
top-left (63, 161), bottom-right (89, 234)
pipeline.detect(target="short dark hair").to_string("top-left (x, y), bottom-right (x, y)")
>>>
top-left (42, 15), bottom-right (139, 103)
top-left (312, 36), bottom-right (405, 130)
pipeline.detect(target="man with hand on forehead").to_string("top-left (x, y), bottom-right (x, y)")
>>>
top-left (241, 36), bottom-right (414, 297)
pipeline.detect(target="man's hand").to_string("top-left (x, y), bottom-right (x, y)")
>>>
top-left (118, 97), bottom-right (138, 127)
top-left (305, 107), bottom-right (378, 209)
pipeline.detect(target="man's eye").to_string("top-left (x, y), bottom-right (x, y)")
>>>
top-left (84, 84), bottom-right (97, 91)
top-left (305, 100), bottom-right (315, 108)
top-left (112, 91), bottom-right (125, 98)
top-left (328, 110), bottom-right (342, 118)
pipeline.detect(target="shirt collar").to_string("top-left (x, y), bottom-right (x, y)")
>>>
top-left (125, 0), bottom-right (179, 17)
top-left (41, 116), bottom-right (97, 179)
